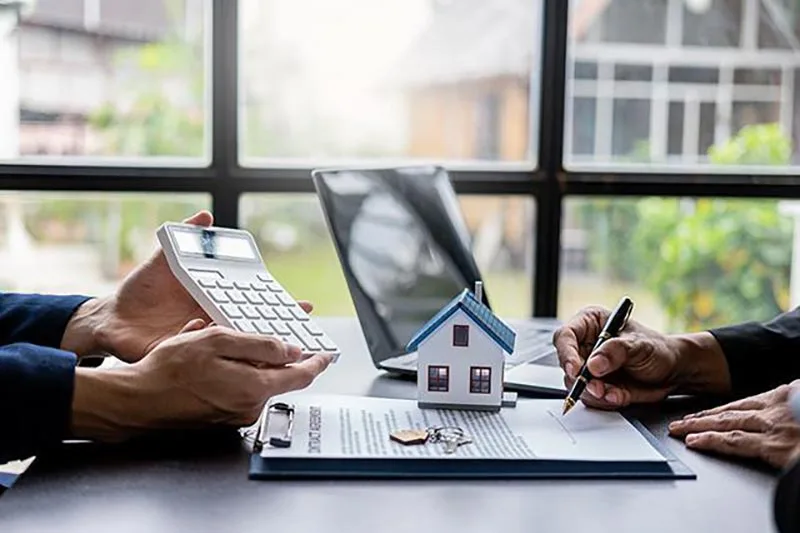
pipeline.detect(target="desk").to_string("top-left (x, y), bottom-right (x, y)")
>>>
top-left (0, 318), bottom-right (780, 533)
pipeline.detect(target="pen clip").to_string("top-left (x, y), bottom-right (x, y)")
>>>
top-left (254, 401), bottom-right (295, 453)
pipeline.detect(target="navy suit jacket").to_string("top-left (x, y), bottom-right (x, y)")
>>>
top-left (0, 292), bottom-right (90, 464)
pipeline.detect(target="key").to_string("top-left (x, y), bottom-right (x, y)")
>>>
top-left (274, 307), bottom-right (293, 321)
top-left (260, 292), bottom-right (281, 306)
top-left (251, 282), bottom-right (268, 292)
top-left (303, 322), bottom-right (324, 336)
top-left (233, 281), bottom-right (250, 290)
top-left (289, 323), bottom-right (319, 350)
top-left (317, 336), bottom-right (338, 352)
top-left (217, 279), bottom-right (234, 289)
top-left (239, 305), bottom-right (261, 320)
top-left (197, 278), bottom-right (217, 288)
top-left (272, 322), bottom-right (291, 336)
top-left (256, 274), bottom-right (273, 283)
top-left (234, 320), bottom-right (257, 333)
top-left (254, 320), bottom-right (274, 335)
top-left (258, 307), bottom-right (278, 320)
top-left (207, 289), bottom-right (229, 303)
top-left (291, 308), bottom-right (310, 321)
top-left (227, 291), bottom-right (247, 304)
top-left (277, 293), bottom-right (296, 307)
top-left (221, 304), bottom-right (243, 319)
top-left (244, 291), bottom-right (263, 305)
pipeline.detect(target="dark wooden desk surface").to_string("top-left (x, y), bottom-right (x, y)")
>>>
top-left (0, 318), bottom-right (781, 533)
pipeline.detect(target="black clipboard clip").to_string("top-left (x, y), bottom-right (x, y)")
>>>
top-left (253, 401), bottom-right (295, 453)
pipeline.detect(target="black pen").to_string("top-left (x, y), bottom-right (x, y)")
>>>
top-left (562, 296), bottom-right (634, 416)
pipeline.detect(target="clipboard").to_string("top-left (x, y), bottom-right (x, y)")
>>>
top-left (245, 395), bottom-right (696, 480)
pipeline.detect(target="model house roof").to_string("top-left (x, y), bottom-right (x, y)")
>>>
top-left (406, 289), bottom-right (516, 354)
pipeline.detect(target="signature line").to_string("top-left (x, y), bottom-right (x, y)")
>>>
top-left (547, 410), bottom-right (577, 445)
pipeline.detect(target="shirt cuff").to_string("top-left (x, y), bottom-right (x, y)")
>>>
top-left (708, 321), bottom-right (774, 398)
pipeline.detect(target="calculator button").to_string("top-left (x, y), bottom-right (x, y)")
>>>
top-left (221, 304), bottom-right (243, 319)
top-left (274, 307), bottom-right (293, 321)
top-left (234, 320), bottom-right (257, 333)
top-left (239, 305), bottom-right (261, 320)
top-left (258, 307), bottom-right (278, 320)
top-left (303, 322), bottom-right (324, 336)
top-left (251, 282), bottom-right (268, 292)
top-left (272, 322), bottom-right (291, 336)
top-left (197, 278), bottom-right (217, 288)
top-left (317, 337), bottom-right (338, 352)
top-left (290, 307), bottom-right (309, 321)
top-left (257, 274), bottom-right (273, 283)
top-left (207, 289), bottom-right (230, 304)
top-left (254, 321), bottom-right (274, 335)
top-left (268, 284), bottom-right (283, 293)
top-left (234, 281), bottom-right (250, 290)
top-left (245, 291), bottom-right (263, 305)
top-left (217, 280), bottom-right (234, 289)
top-left (227, 291), bottom-right (247, 304)
top-left (277, 293), bottom-right (296, 307)
top-left (260, 293), bottom-right (281, 306)
top-left (289, 323), bottom-right (319, 350)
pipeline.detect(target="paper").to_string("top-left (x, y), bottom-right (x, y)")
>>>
top-left (259, 394), bottom-right (665, 462)
top-left (505, 363), bottom-right (567, 392)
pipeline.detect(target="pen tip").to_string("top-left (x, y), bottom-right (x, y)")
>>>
top-left (561, 397), bottom-right (576, 416)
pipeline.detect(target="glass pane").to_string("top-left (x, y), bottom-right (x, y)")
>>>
top-left (0, 192), bottom-right (211, 294)
top-left (559, 197), bottom-right (794, 333)
top-left (239, 194), bottom-right (534, 317)
top-left (2, 0), bottom-right (208, 162)
top-left (239, 0), bottom-right (542, 165)
top-left (566, 0), bottom-right (800, 170)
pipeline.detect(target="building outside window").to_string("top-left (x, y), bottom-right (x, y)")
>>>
top-left (470, 366), bottom-right (492, 394)
top-left (452, 324), bottom-right (470, 347)
top-left (428, 365), bottom-right (450, 392)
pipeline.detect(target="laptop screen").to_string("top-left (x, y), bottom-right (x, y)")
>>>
top-left (312, 166), bottom-right (485, 364)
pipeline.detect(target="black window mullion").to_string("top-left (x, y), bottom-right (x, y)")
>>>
top-left (533, 0), bottom-right (569, 317)
top-left (211, 0), bottom-right (240, 227)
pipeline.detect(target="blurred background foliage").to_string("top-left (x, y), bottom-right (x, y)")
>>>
top-left (579, 122), bottom-right (793, 331)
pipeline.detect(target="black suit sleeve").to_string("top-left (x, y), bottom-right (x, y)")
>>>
top-left (775, 457), bottom-right (800, 533)
top-left (709, 308), bottom-right (800, 398)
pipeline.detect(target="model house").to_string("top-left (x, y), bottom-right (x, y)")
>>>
top-left (406, 282), bottom-right (518, 411)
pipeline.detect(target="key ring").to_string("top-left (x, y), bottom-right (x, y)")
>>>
top-left (428, 426), bottom-right (465, 443)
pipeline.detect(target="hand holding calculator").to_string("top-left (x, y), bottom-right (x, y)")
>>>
top-left (156, 222), bottom-right (340, 362)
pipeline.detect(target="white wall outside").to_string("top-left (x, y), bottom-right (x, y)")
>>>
top-left (416, 308), bottom-right (505, 408)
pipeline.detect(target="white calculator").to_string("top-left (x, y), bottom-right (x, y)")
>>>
top-left (156, 222), bottom-right (340, 362)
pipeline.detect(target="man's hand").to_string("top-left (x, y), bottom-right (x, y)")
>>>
top-left (669, 381), bottom-right (800, 469)
top-left (553, 306), bottom-right (732, 409)
top-left (70, 321), bottom-right (333, 441)
top-left (63, 210), bottom-right (312, 362)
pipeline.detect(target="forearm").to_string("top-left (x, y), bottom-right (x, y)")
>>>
top-left (60, 297), bottom-right (111, 358)
top-left (70, 367), bottom-right (139, 443)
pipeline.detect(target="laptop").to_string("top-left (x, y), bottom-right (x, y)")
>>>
top-left (310, 165), bottom-right (567, 397)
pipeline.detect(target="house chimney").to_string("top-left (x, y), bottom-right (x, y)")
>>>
top-left (474, 281), bottom-right (483, 303)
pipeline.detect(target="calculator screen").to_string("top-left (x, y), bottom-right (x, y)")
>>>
top-left (172, 228), bottom-right (258, 261)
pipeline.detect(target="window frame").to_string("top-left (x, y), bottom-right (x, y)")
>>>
top-left (469, 366), bottom-right (492, 395)
top-left (452, 324), bottom-right (470, 347)
top-left (4, 0), bottom-right (800, 319)
top-left (427, 365), bottom-right (450, 393)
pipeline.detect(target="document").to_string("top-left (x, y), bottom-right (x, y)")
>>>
top-left (259, 394), bottom-right (665, 463)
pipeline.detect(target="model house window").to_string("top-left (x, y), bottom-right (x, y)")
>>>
top-left (453, 324), bottom-right (469, 347)
top-left (470, 367), bottom-right (491, 394)
top-left (428, 365), bottom-right (449, 392)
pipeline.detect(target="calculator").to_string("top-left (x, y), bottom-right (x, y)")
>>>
top-left (156, 222), bottom-right (340, 362)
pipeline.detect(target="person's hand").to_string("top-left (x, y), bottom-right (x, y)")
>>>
top-left (668, 381), bottom-right (800, 469)
top-left (553, 306), bottom-right (731, 409)
top-left (63, 210), bottom-right (313, 363)
top-left (70, 321), bottom-right (334, 441)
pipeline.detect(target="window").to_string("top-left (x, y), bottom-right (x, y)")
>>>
top-left (559, 197), bottom-right (793, 333)
top-left (239, 0), bottom-right (542, 165)
top-left (0, 192), bottom-right (211, 294)
top-left (452, 324), bottom-right (469, 347)
top-left (239, 194), bottom-right (534, 318)
top-left (566, 0), bottom-right (800, 169)
top-left (470, 367), bottom-right (492, 394)
top-left (427, 366), bottom-right (449, 392)
top-left (7, 0), bottom-right (210, 162)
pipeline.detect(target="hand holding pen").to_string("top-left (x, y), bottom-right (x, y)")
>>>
top-left (553, 298), bottom-right (691, 413)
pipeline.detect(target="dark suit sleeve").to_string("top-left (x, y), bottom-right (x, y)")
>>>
top-left (709, 308), bottom-right (800, 398)
top-left (0, 293), bottom-right (91, 463)
top-left (774, 457), bottom-right (800, 533)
